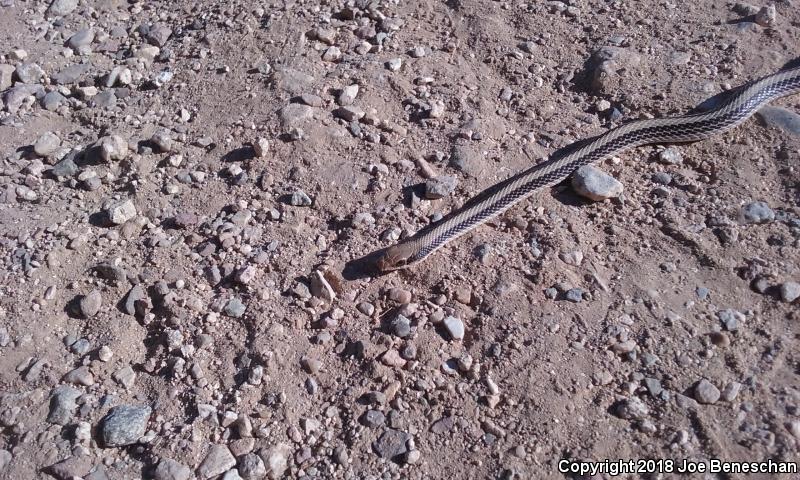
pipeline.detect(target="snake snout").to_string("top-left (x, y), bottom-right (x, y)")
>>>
top-left (376, 244), bottom-right (415, 272)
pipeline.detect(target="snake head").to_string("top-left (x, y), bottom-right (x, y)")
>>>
top-left (376, 244), bottom-right (416, 272)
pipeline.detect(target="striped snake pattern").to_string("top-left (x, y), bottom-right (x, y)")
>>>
top-left (376, 63), bottom-right (800, 271)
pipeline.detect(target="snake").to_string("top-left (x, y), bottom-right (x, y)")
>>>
top-left (375, 63), bottom-right (800, 272)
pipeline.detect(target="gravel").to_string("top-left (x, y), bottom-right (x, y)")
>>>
top-left (693, 379), bottom-right (721, 404)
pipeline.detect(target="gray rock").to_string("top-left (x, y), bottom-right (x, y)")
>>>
top-left (3, 84), bottom-right (44, 113)
top-left (92, 90), bottom-right (116, 108)
top-left (644, 378), bottom-right (662, 397)
top-left (565, 288), bottom-right (584, 303)
top-left (332, 106), bottom-right (364, 122)
top-left (198, 445), bottom-right (236, 479)
top-left (259, 444), bottom-right (290, 479)
top-left (289, 190), bottom-right (312, 207)
top-left (93, 263), bottom-right (127, 284)
top-left (0, 449), bottom-right (10, 471)
top-left (63, 366), bottom-right (94, 386)
top-left (279, 104), bottom-right (314, 127)
top-left (449, 144), bottom-right (481, 176)
top-left (14, 63), bottom-right (44, 84)
top-left (572, 165), bottom-right (623, 201)
top-left (46, 0), bottom-right (78, 17)
top-left (613, 397), bottom-right (649, 420)
top-left (45, 456), bottom-right (92, 480)
top-left (0, 64), bottom-right (13, 90)
top-left (47, 385), bottom-right (82, 425)
top-left (652, 172), bottom-right (672, 185)
top-left (151, 130), bottom-right (174, 152)
top-left (754, 4), bottom-right (777, 27)
top-left (33, 131), bottom-right (61, 157)
top-left (658, 147), bottom-right (683, 164)
top-left (443, 316), bottom-right (464, 340)
top-left (272, 67), bottom-right (314, 95)
top-left (337, 84), bottom-right (359, 106)
top-left (721, 381), bottom-right (742, 402)
top-left (716, 308), bottom-right (743, 331)
top-left (106, 199), bottom-right (137, 224)
top-left (224, 297), bottom-right (246, 318)
top-left (693, 379), bottom-right (720, 404)
top-left (741, 201), bottom-right (774, 224)
top-left (52, 63), bottom-right (90, 85)
top-left (42, 91), bottom-right (67, 111)
top-left (372, 429), bottom-right (410, 460)
top-left (424, 175), bottom-right (457, 199)
top-left (100, 404), bottom-right (151, 447)
top-left (237, 453), bottom-right (266, 480)
top-left (123, 284), bottom-right (146, 315)
top-left (779, 281), bottom-right (800, 303)
top-left (52, 153), bottom-right (78, 177)
top-left (360, 410), bottom-right (385, 428)
top-left (147, 25), bottom-right (172, 47)
top-left (95, 135), bottom-right (129, 162)
top-left (67, 29), bottom-right (94, 49)
top-left (112, 365), bottom-right (136, 388)
top-left (153, 459), bottom-right (191, 480)
top-left (78, 289), bottom-right (102, 317)
top-left (757, 106), bottom-right (800, 136)
top-left (389, 314), bottom-right (411, 338)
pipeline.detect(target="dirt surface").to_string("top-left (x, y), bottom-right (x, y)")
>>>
top-left (1, 0), bottom-right (799, 479)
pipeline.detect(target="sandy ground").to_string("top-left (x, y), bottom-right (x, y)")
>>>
top-left (0, 0), bottom-right (799, 479)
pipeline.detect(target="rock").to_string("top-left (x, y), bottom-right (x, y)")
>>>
top-left (237, 453), bottom-right (266, 480)
top-left (756, 106), bottom-right (800, 136)
top-left (387, 288), bottom-right (412, 304)
top-left (33, 131), bottom-right (61, 157)
top-left (147, 24), bottom-right (173, 46)
top-left (122, 284), bottom-right (146, 315)
top-left (754, 4), bottom-right (776, 27)
top-left (424, 175), bottom-right (457, 199)
top-left (337, 85), bottom-right (359, 106)
top-left (42, 91), bottom-right (66, 111)
top-left (288, 190), bottom-right (312, 206)
top-left (78, 290), bottom-right (102, 317)
top-left (154, 459), bottom-right (192, 480)
top-left (389, 314), bottom-right (411, 338)
top-left (0, 450), bottom-right (10, 471)
top-left (67, 29), bottom-right (94, 49)
top-left (449, 144), bottom-right (481, 176)
top-left (571, 165), bottom-right (623, 201)
top-left (273, 67), bottom-right (314, 95)
top-left (46, 0), bottom-right (78, 17)
top-left (740, 201), bottom-right (774, 224)
top-left (151, 130), bottom-right (175, 152)
top-left (693, 379), bottom-right (720, 404)
top-left (279, 103), bottom-right (314, 127)
top-left (721, 381), bottom-right (742, 402)
top-left (95, 135), bottom-right (129, 162)
top-left (372, 429), bottom-right (410, 460)
top-left (112, 365), bottom-right (136, 388)
top-left (333, 106), bottom-right (364, 122)
top-left (613, 397), bottom-right (649, 420)
top-left (0, 64), bottom-right (14, 90)
top-left (259, 443), bottom-right (290, 479)
top-left (92, 90), bottom-right (116, 108)
top-left (565, 288), bottom-right (584, 303)
top-left (3, 84), bottom-right (44, 113)
top-left (224, 297), bottom-right (246, 318)
top-left (198, 445), bottom-right (236, 479)
top-left (254, 138), bottom-right (269, 158)
top-left (45, 456), bottom-right (92, 480)
top-left (52, 63), bottom-right (90, 85)
top-left (443, 316), bottom-right (464, 340)
top-left (386, 58), bottom-right (402, 71)
top-left (14, 63), bottom-right (44, 84)
top-left (658, 148), bottom-right (683, 165)
top-left (779, 281), bottom-right (800, 303)
top-left (588, 47), bottom-right (642, 94)
top-left (322, 46), bottom-right (341, 62)
top-left (106, 199), bottom-right (137, 224)
top-left (717, 308), bottom-right (743, 331)
top-left (100, 405), bottom-right (151, 447)
top-left (360, 410), bottom-right (385, 428)
top-left (63, 366), bottom-right (94, 386)
top-left (47, 385), bottom-right (82, 425)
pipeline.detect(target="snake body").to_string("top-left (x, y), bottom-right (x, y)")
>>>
top-left (376, 64), bottom-right (800, 271)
